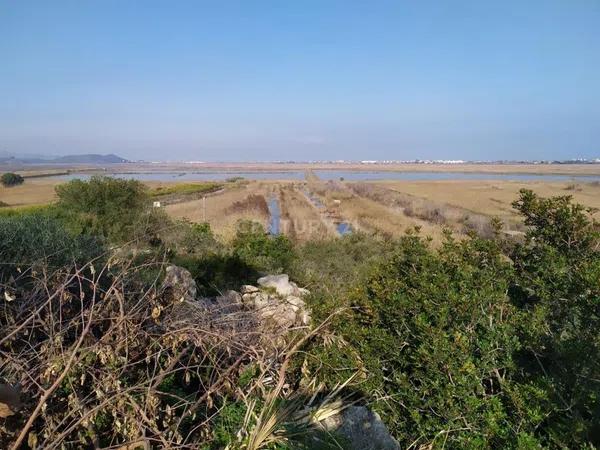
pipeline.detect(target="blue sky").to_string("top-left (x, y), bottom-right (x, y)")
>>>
top-left (1, 0), bottom-right (599, 161)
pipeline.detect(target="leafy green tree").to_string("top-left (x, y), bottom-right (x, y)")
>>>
top-left (55, 176), bottom-right (149, 242)
top-left (1, 172), bottom-right (24, 187)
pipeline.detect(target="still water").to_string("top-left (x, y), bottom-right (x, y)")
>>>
top-left (267, 196), bottom-right (281, 235)
top-left (52, 170), bottom-right (600, 183)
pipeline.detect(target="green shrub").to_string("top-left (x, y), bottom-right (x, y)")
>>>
top-left (0, 204), bottom-right (54, 217)
top-left (1, 172), bottom-right (24, 187)
top-left (0, 213), bottom-right (103, 280)
top-left (231, 220), bottom-right (295, 274)
top-left (55, 176), bottom-right (149, 242)
top-left (304, 232), bottom-right (537, 448)
top-left (150, 182), bottom-right (222, 197)
top-left (510, 189), bottom-right (600, 447)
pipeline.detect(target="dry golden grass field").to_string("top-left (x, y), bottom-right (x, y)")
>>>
top-left (375, 179), bottom-right (600, 224)
top-left (0, 178), bottom-right (62, 207)
top-left (165, 181), bottom-right (273, 240)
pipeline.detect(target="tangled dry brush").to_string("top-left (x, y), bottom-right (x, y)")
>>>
top-left (0, 255), bottom-right (344, 449)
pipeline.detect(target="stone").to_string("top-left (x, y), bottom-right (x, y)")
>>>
top-left (285, 295), bottom-right (306, 312)
top-left (262, 302), bottom-right (297, 329)
top-left (214, 290), bottom-right (242, 314)
top-left (242, 291), bottom-right (270, 310)
top-left (241, 285), bottom-right (259, 294)
top-left (322, 406), bottom-right (400, 450)
top-left (257, 274), bottom-right (297, 297)
top-left (161, 265), bottom-right (197, 303)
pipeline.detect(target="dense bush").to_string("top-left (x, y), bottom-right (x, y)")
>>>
top-left (299, 190), bottom-right (600, 448)
top-left (55, 176), bottom-right (149, 241)
top-left (510, 190), bottom-right (600, 447)
top-left (301, 232), bottom-right (535, 448)
top-left (0, 172), bottom-right (24, 187)
top-left (0, 213), bottom-right (103, 281)
top-left (174, 221), bottom-right (295, 296)
top-left (231, 220), bottom-right (295, 274)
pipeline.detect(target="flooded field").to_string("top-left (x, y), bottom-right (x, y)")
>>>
top-left (47, 169), bottom-right (600, 183)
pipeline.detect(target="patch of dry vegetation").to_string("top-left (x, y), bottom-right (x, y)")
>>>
top-left (349, 183), bottom-right (501, 238)
top-left (278, 185), bottom-right (330, 241)
top-left (226, 194), bottom-right (269, 215)
top-left (0, 256), bottom-right (346, 449)
top-left (165, 182), bottom-right (271, 240)
top-left (376, 180), bottom-right (600, 227)
top-left (306, 181), bottom-right (443, 240)
top-left (150, 182), bottom-right (223, 198)
top-left (0, 179), bottom-right (62, 207)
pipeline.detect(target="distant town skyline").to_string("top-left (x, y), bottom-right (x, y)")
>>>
top-left (1, 1), bottom-right (599, 161)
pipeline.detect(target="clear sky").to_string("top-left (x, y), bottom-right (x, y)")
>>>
top-left (1, 1), bottom-right (599, 161)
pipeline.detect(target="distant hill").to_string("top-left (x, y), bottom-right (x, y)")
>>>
top-left (0, 153), bottom-right (130, 165)
top-left (51, 154), bottom-right (129, 164)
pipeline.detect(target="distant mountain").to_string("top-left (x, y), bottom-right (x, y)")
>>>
top-left (0, 153), bottom-right (130, 165)
top-left (51, 154), bottom-right (129, 164)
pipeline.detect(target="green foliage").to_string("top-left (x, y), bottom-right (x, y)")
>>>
top-left (0, 172), bottom-right (24, 187)
top-left (510, 189), bottom-right (600, 447)
top-left (176, 221), bottom-right (295, 296)
top-left (231, 220), bottom-right (295, 274)
top-left (150, 182), bottom-right (222, 197)
top-left (209, 400), bottom-right (248, 449)
top-left (305, 233), bottom-right (536, 448)
top-left (300, 190), bottom-right (600, 448)
top-left (512, 188), bottom-right (599, 256)
top-left (178, 221), bottom-right (220, 254)
top-left (0, 213), bottom-right (103, 280)
top-left (0, 204), bottom-right (54, 217)
top-left (55, 176), bottom-right (149, 241)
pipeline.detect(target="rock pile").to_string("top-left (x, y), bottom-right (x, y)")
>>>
top-left (157, 267), bottom-right (399, 449)
top-left (241, 274), bottom-right (311, 329)
top-left (160, 267), bottom-right (310, 334)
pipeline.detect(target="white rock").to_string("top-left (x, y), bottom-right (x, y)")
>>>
top-left (257, 274), bottom-right (297, 297)
top-left (241, 285), bottom-right (259, 294)
top-left (285, 296), bottom-right (306, 312)
top-left (243, 292), bottom-right (270, 310)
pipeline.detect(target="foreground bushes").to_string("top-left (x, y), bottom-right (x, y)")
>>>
top-left (1, 181), bottom-right (599, 448)
top-left (510, 190), bottom-right (600, 446)
top-left (56, 176), bottom-right (150, 241)
top-left (0, 213), bottom-right (103, 282)
top-left (300, 190), bottom-right (600, 448)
